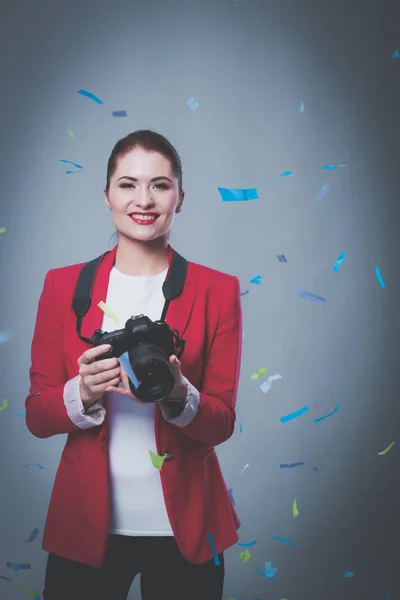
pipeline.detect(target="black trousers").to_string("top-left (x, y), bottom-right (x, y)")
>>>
top-left (43, 534), bottom-right (224, 600)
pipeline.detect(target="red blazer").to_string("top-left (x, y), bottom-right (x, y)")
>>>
top-left (25, 244), bottom-right (242, 568)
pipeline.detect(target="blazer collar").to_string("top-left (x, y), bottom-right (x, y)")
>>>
top-left (80, 243), bottom-right (197, 345)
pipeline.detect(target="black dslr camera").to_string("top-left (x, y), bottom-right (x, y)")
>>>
top-left (92, 314), bottom-right (186, 403)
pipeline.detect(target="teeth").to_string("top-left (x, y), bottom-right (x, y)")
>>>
top-left (131, 214), bottom-right (157, 220)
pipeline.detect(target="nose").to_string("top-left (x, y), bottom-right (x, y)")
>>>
top-left (134, 187), bottom-right (156, 209)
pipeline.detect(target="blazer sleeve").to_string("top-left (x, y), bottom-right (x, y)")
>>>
top-left (177, 274), bottom-right (242, 447)
top-left (25, 269), bottom-right (105, 439)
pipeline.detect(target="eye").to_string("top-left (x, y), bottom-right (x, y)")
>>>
top-left (120, 183), bottom-right (134, 189)
top-left (154, 183), bottom-right (169, 190)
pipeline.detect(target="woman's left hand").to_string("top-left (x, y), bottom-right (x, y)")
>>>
top-left (106, 355), bottom-right (188, 403)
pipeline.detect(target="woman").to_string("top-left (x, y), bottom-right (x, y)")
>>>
top-left (25, 130), bottom-right (242, 600)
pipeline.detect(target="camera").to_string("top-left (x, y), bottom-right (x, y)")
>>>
top-left (92, 314), bottom-right (186, 403)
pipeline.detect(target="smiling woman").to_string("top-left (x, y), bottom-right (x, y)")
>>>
top-left (106, 130), bottom-right (184, 258)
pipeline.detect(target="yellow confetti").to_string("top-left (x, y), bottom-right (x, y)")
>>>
top-left (378, 441), bottom-right (395, 456)
top-left (0, 227), bottom-right (5, 233)
top-left (18, 571), bottom-right (39, 598)
top-left (97, 301), bottom-right (120, 325)
top-left (149, 450), bottom-right (165, 470)
top-left (240, 549), bottom-right (251, 563)
top-left (293, 497), bottom-right (299, 518)
top-left (68, 128), bottom-right (75, 138)
top-left (250, 367), bottom-right (267, 380)
top-left (0, 399), bottom-right (7, 411)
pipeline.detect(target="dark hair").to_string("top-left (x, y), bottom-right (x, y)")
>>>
top-left (107, 130), bottom-right (183, 247)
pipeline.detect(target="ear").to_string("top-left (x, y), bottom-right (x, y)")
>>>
top-left (103, 189), bottom-right (109, 209)
top-left (176, 190), bottom-right (185, 213)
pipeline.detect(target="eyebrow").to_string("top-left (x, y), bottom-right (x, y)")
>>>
top-left (117, 176), bottom-right (173, 183)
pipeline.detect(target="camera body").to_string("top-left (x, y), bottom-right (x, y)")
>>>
top-left (92, 314), bottom-right (185, 403)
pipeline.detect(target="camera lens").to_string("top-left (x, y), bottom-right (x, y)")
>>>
top-left (127, 343), bottom-right (174, 402)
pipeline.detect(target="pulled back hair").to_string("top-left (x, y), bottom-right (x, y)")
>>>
top-left (106, 130), bottom-right (183, 247)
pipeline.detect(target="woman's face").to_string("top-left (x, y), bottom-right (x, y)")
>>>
top-left (104, 147), bottom-right (184, 244)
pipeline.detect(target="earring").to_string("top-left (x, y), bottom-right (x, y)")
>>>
top-left (106, 206), bottom-right (111, 211)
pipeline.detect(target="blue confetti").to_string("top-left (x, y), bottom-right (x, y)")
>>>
top-left (240, 290), bottom-right (249, 296)
top-left (279, 171), bottom-right (293, 177)
top-left (239, 422), bottom-right (243, 433)
top-left (375, 266), bottom-right (386, 288)
top-left (26, 528), bottom-right (40, 543)
top-left (0, 576), bottom-right (12, 581)
top-left (277, 255), bottom-right (287, 263)
top-left (343, 572), bottom-right (355, 578)
top-left (207, 532), bottom-right (220, 566)
top-left (333, 252), bottom-right (346, 272)
top-left (6, 562), bottom-right (31, 571)
top-left (322, 164), bottom-right (339, 170)
top-left (272, 536), bottom-right (296, 546)
top-left (59, 160), bottom-right (83, 169)
top-left (280, 405), bottom-right (309, 423)
top-left (118, 352), bottom-right (141, 388)
top-left (257, 561), bottom-right (277, 580)
top-left (77, 89), bottom-right (103, 105)
top-left (0, 331), bottom-right (11, 344)
top-left (23, 463), bottom-right (44, 469)
top-left (315, 183), bottom-right (330, 200)
top-left (314, 391), bottom-right (342, 423)
top-left (65, 170), bottom-right (82, 175)
top-left (298, 101), bottom-right (304, 114)
top-left (392, 49), bottom-right (400, 58)
top-left (186, 96), bottom-right (199, 111)
top-left (228, 488), bottom-right (235, 506)
top-left (218, 187), bottom-right (259, 201)
top-left (237, 540), bottom-right (257, 547)
top-left (280, 462), bottom-right (304, 468)
top-left (112, 110), bottom-right (127, 117)
top-left (250, 275), bottom-right (262, 285)
top-left (297, 288), bottom-right (326, 306)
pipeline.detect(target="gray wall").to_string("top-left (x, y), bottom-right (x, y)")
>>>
top-left (0, 0), bottom-right (399, 598)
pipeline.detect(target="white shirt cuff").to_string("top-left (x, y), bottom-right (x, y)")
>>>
top-left (64, 375), bottom-right (106, 429)
top-left (160, 376), bottom-right (200, 427)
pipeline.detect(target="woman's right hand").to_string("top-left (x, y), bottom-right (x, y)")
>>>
top-left (77, 344), bottom-right (121, 410)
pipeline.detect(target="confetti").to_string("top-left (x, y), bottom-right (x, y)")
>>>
top-left (17, 570), bottom-right (40, 599)
top-left (240, 549), bottom-right (251, 563)
top-left (148, 450), bottom-right (165, 470)
top-left (186, 96), bottom-right (199, 111)
top-left (7, 563), bottom-right (31, 571)
top-left (315, 183), bottom-right (330, 199)
top-left (280, 405), bottom-right (309, 423)
top-left (392, 49), bottom-right (400, 58)
top-left (250, 275), bottom-right (262, 285)
top-left (0, 331), bottom-right (11, 344)
top-left (279, 171), bottom-right (293, 177)
top-left (25, 528), bottom-right (40, 543)
top-left (59, 160), bottom-right (83, 169)
top-left (112, 110), bottom-right (127, 117)
top-left (343, 572), bottom-right (355, 578)
top-left (97, 300), bottom-right (120, 324)
top-left (241, 463), bottom-right (249, 476)
top-left (0, 227), bottom-right (6, 233)
top-left (240, 290), bottom-right (249, 296)
top-left (239, 422), bottom-right (243, 432)
top-left (277, 254), bottom-right (287, 262)
top-left (118, 352), bottom-right (141, 389)
top-left (0, 399), bottom-right (7, 411)
top-left (218, 187), bottom-right (259, 201)
top-left (228, 488), bottom-right (235, 506)
top-left (68, 129), bottom-right (74, 138)
top-left (293, 497), bottom-right (299, 518)
top-left (378, 442), bottom-right (395, 456)
top-left (298, 101), bottom-right (304, 114)
top-left (375, 266), bottom-right (386, 288)
top-left (257, 561), bottom-right (277, 580)
top-left (280, 462), bottom-right (304, 468)
top-left (237, 540), bottom-right (256, 547)
top-left (314, 391), bottom-right (342, 423)
top-left (0, 576), bottom-right (12, 581)
top-left (333, 252), bottom-right (346, 272)
top-left (23, 463), bottom-right (44, 469)
top-left (207, 532), bottom-right (220, 566)
top-left (297, 288), bottom-right (326, 306)
top-left (260, 374), bottom-right (282, 393)
top-left (250, 367), bottom-right (267, 380)
top-left (272, 536), bottom-right (296, 546)
top-left (65, 170), bottom-right (82, 175)
top-left (321, 164), bottom-right (346, 170)
top-left (77, 89), bottom-right (103, 104)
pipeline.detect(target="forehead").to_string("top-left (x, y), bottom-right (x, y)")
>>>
top-left (113, 148), bottom-right (173, 176)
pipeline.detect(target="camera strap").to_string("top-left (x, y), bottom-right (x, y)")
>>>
top-left (72, 248), bottom-right (188, 344)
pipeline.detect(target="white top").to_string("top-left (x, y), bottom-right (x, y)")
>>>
top-left (62, 265), bottom-right (201, 536)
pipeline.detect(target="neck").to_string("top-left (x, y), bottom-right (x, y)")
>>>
top-left (114, 235), bottom-right (169, 276)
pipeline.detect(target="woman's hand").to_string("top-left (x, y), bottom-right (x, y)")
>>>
top-left (106, 355), bottom-right (188, 405)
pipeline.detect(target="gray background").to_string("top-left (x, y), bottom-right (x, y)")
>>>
top-left (0, 0), bottom-right (399, 598)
